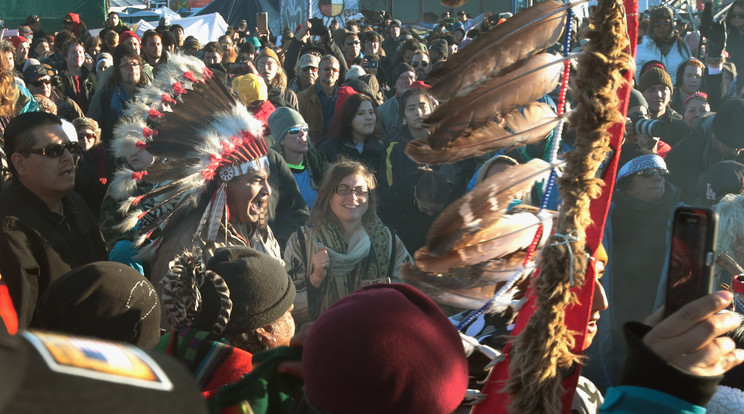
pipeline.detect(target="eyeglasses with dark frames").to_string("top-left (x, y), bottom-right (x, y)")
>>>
top-left (335, 186), bottom-right (369, 197)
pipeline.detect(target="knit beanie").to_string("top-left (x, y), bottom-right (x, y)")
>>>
top-left (637, 67), bottom-right (673, 93)
top-left (196, 247), bottom-right (295, 333)
top-left (268, 107), bottom-right (306, 145)
top-left (713, 98), bottom-right (744, 148)
top-left (9, 36), bottom-right (28, 49)
top-left (429, 39), bottom-right (449, 60)
top-left (232, 73), bottom-right (268, 105)
top-left (302, 284), bottom-right (468, 414)
top-left (256, 46), bottom-right (280, 65)
top-left (390, 62), bottom-right (415, 88)
top-left (119, 30), bottom-right (140, 44)
top-left (334, 85), bottom-right (358, 114)
top-left (35, 262), bottom-right (161, 349)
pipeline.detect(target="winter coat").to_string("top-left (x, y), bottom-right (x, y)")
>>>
top-left (635, 35), bottom-right (691, 84)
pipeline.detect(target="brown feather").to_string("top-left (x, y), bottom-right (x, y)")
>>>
top-left (406, 102), bottom-right (559, 165)
top-left (424, 53), bottom-right (564, 147)
top-left (426, 159), bottom-right (551, 256)
top-left (427, 0), bottom-right (567, 101)
top-left (440, 0), bottom-right (468, 7)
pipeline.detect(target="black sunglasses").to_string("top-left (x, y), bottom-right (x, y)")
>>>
top-left (20, 141), bottom-right (80, 158)
top-left (30, 78), bottom-right (51, 87)
top-left (636, 168), bottom-right (668, 177)
top-left (412, 61), bottom-right (429, 67)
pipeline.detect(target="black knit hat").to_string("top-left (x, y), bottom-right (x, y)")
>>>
top-left (637, 66), bottom-right (673, 93)
top-left (428, 39), bottom-right (449, 61)
top-left (36, 262), bottom-right (161, 349)
top-left (713, 98), bottom-right (744, 148)
top-left (628, 87), bottom-right (649, 110)
top-left (197, 247), bottom-right (295, 333)
top-left (390, 62), bottom-right (414, 88)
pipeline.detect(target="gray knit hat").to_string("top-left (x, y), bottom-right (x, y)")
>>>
top-left (268, 107), bottom-right (306, 146)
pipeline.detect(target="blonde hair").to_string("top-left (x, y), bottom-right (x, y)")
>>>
top-left (0, 70), bottom-right (19, 118)
top-left (716, 194), bottom-right (744, 265)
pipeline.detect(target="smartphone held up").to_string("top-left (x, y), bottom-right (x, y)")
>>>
top-left (664, 206), bottom-right (718, 317)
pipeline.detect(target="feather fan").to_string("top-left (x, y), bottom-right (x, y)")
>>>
top-left (427, 0), bottom-right (568, 101)
top-left (426, 159), bottom-right (552, 256)
top-left (424, 53), bottom-right (564, 145)
top-left (406, 102), bottom-right (559, 164)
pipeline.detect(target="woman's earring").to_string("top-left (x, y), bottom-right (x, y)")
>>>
top-left (402, 119), bottom-right (407, 125)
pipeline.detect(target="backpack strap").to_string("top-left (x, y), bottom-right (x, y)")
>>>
top-left (386, 225), bottom-right (397, 277)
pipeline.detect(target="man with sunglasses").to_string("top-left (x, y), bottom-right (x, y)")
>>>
top-left (341, 32), bottom-right (362, 69)
top-left (23, 63), bottom-right (84, 122)
top-left (410, 51), bottom-right (431, 81)
top-left (0, 111), bottom-right (107, 329)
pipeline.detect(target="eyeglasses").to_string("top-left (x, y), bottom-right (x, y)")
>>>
top-left (20, 141), bottom-right (80, 158)
top-left (78, 132), bottom-right (97, 140)
top-left (30, 78), bottom-right (51, 87)
top-left (635, 168), bottom-right (669, 177)
top-left (302, 66), bottom-right (318, 72)
top-left (732, 12), bottom-right (744, 19)
top-left (412, 61), bottom-right (429, 68)
top-left (287, 125), bottom-right (309, 135)
top-left (335, 186), bottom-right (369, 197)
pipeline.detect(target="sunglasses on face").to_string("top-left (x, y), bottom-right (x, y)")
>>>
top-left (412, 61), bottom-right (429, 67)
top-left (302, 66), bottom-right (318, 72)
top-left (78, 132), bottom-right (97, 140)
top-left (335, 186), bottom-right (369, 197)
top-left (287, 125), bottom-right (309, 135)
top-left (31, 78), bottom-right (51, 87)
top-left (20, 141), bottom-right (80, 158)
top-left (635, 168), bottom-right (669, 177)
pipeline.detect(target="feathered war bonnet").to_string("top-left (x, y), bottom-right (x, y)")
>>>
top-left (111, 52), bottom-right (268, 253)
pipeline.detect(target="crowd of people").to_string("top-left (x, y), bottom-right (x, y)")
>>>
top-left (1, 3), bottom-right (744, 413)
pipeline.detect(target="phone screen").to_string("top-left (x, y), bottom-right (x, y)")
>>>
top-left (257, 13), bottom-right (268, 35)
top-left (665, 209), bottom-right (712, 316)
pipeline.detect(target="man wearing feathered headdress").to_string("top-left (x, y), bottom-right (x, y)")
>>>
top-left (109, 53), bottom-right (284, 326)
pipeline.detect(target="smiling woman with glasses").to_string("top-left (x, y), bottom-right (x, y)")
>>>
top-left (635, 6), bottom-right (691, 85)
top-left (269, 107), bottom-right (329, 210)
top-left (283, 159), bottom-right (412, 324)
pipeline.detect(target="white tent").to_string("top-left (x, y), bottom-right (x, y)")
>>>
top-left (133, 12), bottom-right (228, 45)
top-left (120, 7), bottom-right (180, 24)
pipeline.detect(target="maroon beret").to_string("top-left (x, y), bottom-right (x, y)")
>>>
top-left (302, 284), bottom-right (468, 414)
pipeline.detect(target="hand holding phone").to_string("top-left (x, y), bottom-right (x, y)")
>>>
top-left (664, 207), bottom-right (718, 317)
